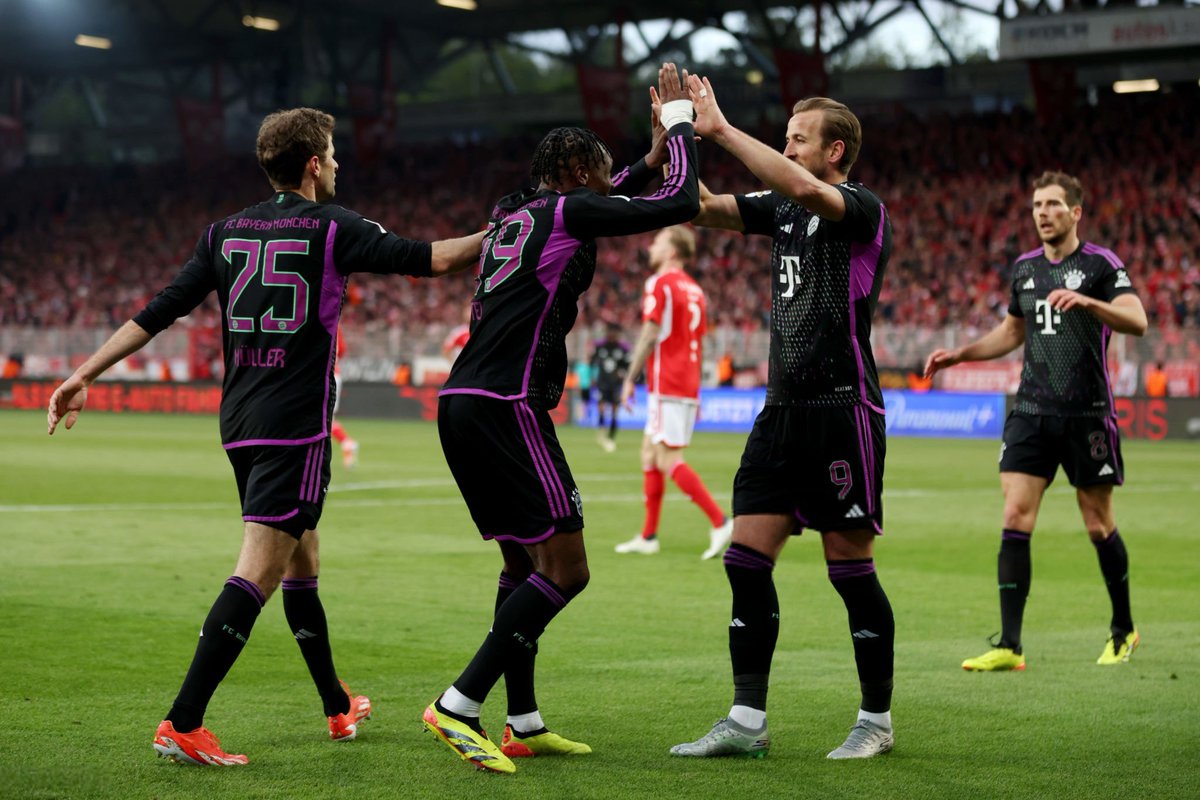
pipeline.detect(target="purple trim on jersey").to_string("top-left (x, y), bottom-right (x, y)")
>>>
top-left (1100, 324), bottom-right (1116, 414)
top-left (515, 401), bottom-right (570, 518)
top-left (1082, 242), bottom-right (1125, 271)
top-left (498, 572), bottom-right (522, 591)
top-left (528, 572), bottom-right (567, 609)
top-left (245, 509), bottom-right (300, 525)
top-left (518, 195), bottom-right (580, 397)
top-left (827, 560), bottom-right (876, 581)
top-left (319, 220), bottom-right (345, 439)
top-left (1016, 246), bottom-right (1044, 263)
top-left (225, 575), bottom-right (266, 608)
top-left (723, 546), bottom-right (775, 571)
top-left (207, 223), bottom-right (215, 251)
top-left (610, 165), bottom-right (631, 187)
top-left (644, 137), bottom-right (687, 201)
top-left (282, 577), bottom-right (319, 591)
top-left (793, 508), bottom-right (810, 528)
top-left (848, 207), bottom-right (887, 406)
top-left (485, 526), bottom-right (558, 545)
top-left (223, 432), bottom-right (328, 449)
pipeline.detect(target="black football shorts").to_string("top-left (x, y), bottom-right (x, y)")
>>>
top-left (225, 439), bottom-right (331, 538)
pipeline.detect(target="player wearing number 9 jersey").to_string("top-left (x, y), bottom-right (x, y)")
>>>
top-left (46, 107), bottom-right (484, 765)
top-left (924, 170), bottom-right (1148, 671)
top-left (424, 64), bottom-right (698, 773)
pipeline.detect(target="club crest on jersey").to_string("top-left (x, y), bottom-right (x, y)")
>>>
top-left (807, 216), bottom-right (820, 236)
top-left (1114, 269), bottom-right (1132, 289)
top-left (1063, 269), bottom-right (1085, 290)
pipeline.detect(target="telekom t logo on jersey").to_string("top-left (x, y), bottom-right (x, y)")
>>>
top-left (1034, 299), bottom-right (1061, 335)
top-left (779, 256), bottom-right (801, 298)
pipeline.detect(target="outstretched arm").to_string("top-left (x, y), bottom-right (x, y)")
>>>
top-left (924, 314), bottom-right (1025, 379)
top-left (431, 230), bottom-right (487, 276)
top-left (47, 320), bottom-right (153, 434)
top-left (620, 320), bottom-right (661, 410)
top-left (687, 74), bottom-right (846, 222)
top-left (693, 180), bottom-right (745, 231)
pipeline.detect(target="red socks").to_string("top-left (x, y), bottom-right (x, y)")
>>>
top-left (670, 462), bottom-right (724, 527)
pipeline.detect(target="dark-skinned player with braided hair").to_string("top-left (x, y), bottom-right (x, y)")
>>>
top-left (422, 63), bottom-right (700, 775)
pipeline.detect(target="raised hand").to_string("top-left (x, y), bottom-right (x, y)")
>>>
top-left (646, 85), bottom-right (669, 169)
top-left (657, 62), bottom-right (688, 104)
top-left (687, 74), bottom-right (728, 140)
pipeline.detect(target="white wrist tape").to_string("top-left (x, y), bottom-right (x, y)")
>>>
top-left (659, 99), bottom-right (694, 130)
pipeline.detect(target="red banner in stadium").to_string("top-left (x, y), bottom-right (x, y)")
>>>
top-left (774, 49), bottom-right (828, 111)
top-left (349, 84), bottom-right (394, 167)
top-left (174, 97), bottom-right (225, 166)
top-left (575, 63), bottom-right (629, 144)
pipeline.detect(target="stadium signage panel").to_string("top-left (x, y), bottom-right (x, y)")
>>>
top-left (999, 7), bottom-right (1200, 59)
top-left (881, 390), bottom-right (1005, 439)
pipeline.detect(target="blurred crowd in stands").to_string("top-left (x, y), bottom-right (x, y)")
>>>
top-left (2, 93), bottom-right (1198, 370)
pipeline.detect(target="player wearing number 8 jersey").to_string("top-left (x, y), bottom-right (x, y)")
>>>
top-left (670, 82), bottom-right (897, 761)
top-left (426, 63), bottom-right (699, 774)
top-left (925, 170), bottom-right (1148, 671)
top-left (46, 107), bottom-right (484, 765)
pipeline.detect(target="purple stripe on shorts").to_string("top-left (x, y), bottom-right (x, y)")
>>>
top-left (528, 573), bottom-right (567, 609)
top-left (226, 575), bottom-right (266, 608)
top-left (1002, 529), bottom-right (1032, 542)
top-left (245, 509), bottom-right (300, 525)
top-left (224, 433), bottom-right (327, 450)
top-left (854, 406), bottom-right (873, 515)
top-left (723, 546), bottom-right (775, 571)
top-left (827, 560), bottom-right (876, 581)
top-left (439, 387), bottom-right (523, 401)
top-left (300, 442), bottom-right (316, 503)
top-left (307, 441), bottom-right (326, 502)
top-left (282, 576), bottom-right (319, 591)
top-left (516, 403), bottom-right (569, 518)
top-left (486, 526), bottom-right (558, 545)
top-left (1104, 415), bottom-right (1124, 485)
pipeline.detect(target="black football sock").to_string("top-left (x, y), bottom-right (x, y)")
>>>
top-left (1093, 528), bottom-right (1133, 635)
top-left (608, 414), bottom-right (618, 440)
top-left (282, 577), bottom-right (349, 718)
top-left (496, 572), bottom-right (539, 717)
top-left (166, 577), bottom-right (264, 732)
top-left (998, 529), bottom-right (1032, 653)
top-left (724, 544), bottom-right (779, 712)
top-left (454, 573), bottom-right (574, 706)
top-left (828, 559), bottom-right (895, 714)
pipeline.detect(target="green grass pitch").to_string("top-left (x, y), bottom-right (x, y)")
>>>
top-left (1, 409), bottom-right (1196, 799)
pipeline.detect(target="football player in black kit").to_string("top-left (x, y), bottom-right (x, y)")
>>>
top-left (590, 321), bottom-right (630, 452)
top-left (670, 77), bottom-right (897, 761)
top-left (47, 107), bottom-right (485, 765)
top-left (422, 63), bottom-right (699, 774)
top-left (925, 170), bottom-right (1147, 671)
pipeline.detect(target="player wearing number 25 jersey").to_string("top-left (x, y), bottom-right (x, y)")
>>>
top-left (925, 170), bottom-right (1148, 672)
top-left (47, 107), bottom-right (484, 766)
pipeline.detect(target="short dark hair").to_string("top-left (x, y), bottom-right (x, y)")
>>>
top-left (256, 108), bottom-right (335, 188)
top-left (1032, 170), bottom-right (1084, 207)
top-left (791, 97), bottom-right (862, 175)
top-left (530, 127), bottom-right (611, 187)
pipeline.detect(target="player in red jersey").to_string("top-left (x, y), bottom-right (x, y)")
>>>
top-left (616, 225), bottom-right (732, 559)
top-left (330, 325), bottom-right (359, 468)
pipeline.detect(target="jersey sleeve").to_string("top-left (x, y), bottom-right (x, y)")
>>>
top-left (331, 209), bottom-right (433, 277)
top-left (1095, 258), bottom-right (1137, 302)
top-left (610, 157), bottom-right (656, 197)
top-left (132, 227), bottom-right (217, 336)
top-left (561, 122), bottom-right (699, 240)
top-left (1007, 269), bottom-right (1024, 317)
top-left (733, 191), bottom-right (780, 236)
top-left (643, 278), bottom-right (666, 325)
top-left (828, 184), bottom-right (883, 243)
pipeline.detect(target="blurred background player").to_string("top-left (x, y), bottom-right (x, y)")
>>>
top-left (331, 323), bottom-right (359, 468)
top-left (615, 225), bottom-right (732, 559)
top-left (670, 81), bottom-right (896, 761)
top-left (442, 304), bottom-right (472, 366)
top-left (423, 63), bottom-right (699, 775)
top-left (925, 170), bottom-right (1148, 671)
top-left (589, 320), bottom-right (630, 452)
top-left (47, 107), bottom-right (484, 766)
